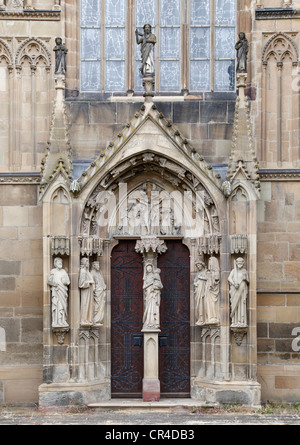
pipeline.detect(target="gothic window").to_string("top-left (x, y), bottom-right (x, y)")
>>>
top-left (80, 0), bottom-right (236, 93)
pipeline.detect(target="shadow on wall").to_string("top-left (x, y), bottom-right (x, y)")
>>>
top-left (0, 327), bottom-right (6, 352)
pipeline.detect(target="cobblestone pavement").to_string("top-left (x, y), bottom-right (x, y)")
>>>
top-left (1, 406), bottom-right (300, 426)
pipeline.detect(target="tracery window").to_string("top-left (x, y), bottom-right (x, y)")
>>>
top-left (80, 0), bottom-right (236, 93)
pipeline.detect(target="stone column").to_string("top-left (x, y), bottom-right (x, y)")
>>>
top-left (135, 236), bottom-right (167, 402)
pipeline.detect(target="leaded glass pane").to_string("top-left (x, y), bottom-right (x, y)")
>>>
top-left (160, 61), bottom-right (180, 91)
top-left (215, 0), bottom-right (235, 26)
top-left (215, 60), bottom-right (235, 91)
top-left (136, 0), bottom-right (156, 26)
top-left (160, 28), bottom-right (180, 59)
top-left (81, 28), bottom-right (101, 60)
top-left (106, 28), bottom-right (125, 59)
top-left (106, 61), bottom-right (125, 91)
top-left (81, 0), bottom-right (101, 27)
top-left (215, 28), bottom-right (235, 59)
top-left (190, 27), bottom-right (210, 59)
top-left (190, 60), bottom-right (210, 91)
top-left (160, 0), bottom-right (180, 26)
top-left (190, 0), bottom-right (210, 26)
top-left (105, 0), bottom-right (125, 26)
top-left (81, 61), bottom-right (101, 91)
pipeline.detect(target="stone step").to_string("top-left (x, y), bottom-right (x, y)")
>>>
top-left (88, 399), bottom-right (214, 411)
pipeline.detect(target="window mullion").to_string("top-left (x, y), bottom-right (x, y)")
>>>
top-left (211, 0), bottom-right (214, 92)
top-left (156, 0), bottom-right (160, 92)
top-left (101, 0), bottom-right (105, 92)
top-left (127, 0), bottom-right (134, 92)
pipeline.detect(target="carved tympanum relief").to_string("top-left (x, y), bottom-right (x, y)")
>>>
top-left (81, 179), bottom-right (220, 239)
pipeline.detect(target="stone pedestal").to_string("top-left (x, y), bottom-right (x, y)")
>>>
top-left (142, 330), bottom-right (160, 401)
top-left (143, 76), bottom-right (155, 103)
top-left (236, 73), bottom-right (248, 108)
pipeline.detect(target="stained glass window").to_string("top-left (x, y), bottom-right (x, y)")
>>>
top-left (214, 0), bottom-right (236, 91)
top-left (80, 0), bottom-right (236, 93)
top-left (80, 0), bottom-right (101, 92)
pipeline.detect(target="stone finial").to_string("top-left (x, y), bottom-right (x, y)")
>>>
top-left (39, 72), bottom-right (73, 196)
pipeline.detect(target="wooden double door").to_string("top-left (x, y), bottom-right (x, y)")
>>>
top-left (111, 240), bottom-right (190, 398)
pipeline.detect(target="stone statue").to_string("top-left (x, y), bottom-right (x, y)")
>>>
top-left (53, 37), bottom-right (68, 75)
top-left (48, 257), bottom-right (70, 328)
top-left (194, 260), bottom-right (207, 326)
top-left (228, 257), bottom-right (249, 327)
top-left (135, 24), bottom-right (156, 76)
top-left (142, 263), bottom-right (163, 330)
top-left (90, 261), bottom-right (106, 327)
top-left (79, 257), bottom-right (95, 327)
top-left (235, 32), bottom-right (249, 73)
top-left (205, 256), bottom-right (220, 324)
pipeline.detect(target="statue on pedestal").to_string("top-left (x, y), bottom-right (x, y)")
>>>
top-left (53, 37), bottom-right (68, 75)
top-left (194, 260), bottom-right (207, 326)
top-left (228, 257), bottom-right (249, 327)
top-left (48, 257), bottom-right (70, 328)
top-left (79, 257), bottom-right (95, 327)
top-left (235, 32), bottom-right (249, 74)
top-left (142, 263), bottom-right (163, 330)
top-left (135, 24), bottom-right (156, 76)
top-left (205, 256), bottom-right (220, 325)
top-left (90, 261), bottom-right (106, 327)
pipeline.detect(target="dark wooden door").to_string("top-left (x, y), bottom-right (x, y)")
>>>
top-left (111, 241), bottom-right (144, 398)
top-left (158, 241), bottom-right (190, 398)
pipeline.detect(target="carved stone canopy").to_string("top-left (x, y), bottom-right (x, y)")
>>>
top-left (135, 237), bottom-right (167, 255)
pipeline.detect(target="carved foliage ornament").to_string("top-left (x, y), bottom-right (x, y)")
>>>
top-left (135, 237), bottom-right (167, 255)
top-left (6, 0), bottom-right (23, 11)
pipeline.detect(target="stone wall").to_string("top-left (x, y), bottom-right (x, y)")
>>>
top-left (257, 180), bottom-right (300, 402)
top-left (0, 183), bottom-right (43, 404)
top-left (67, 97), bottom-right (236, 165)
